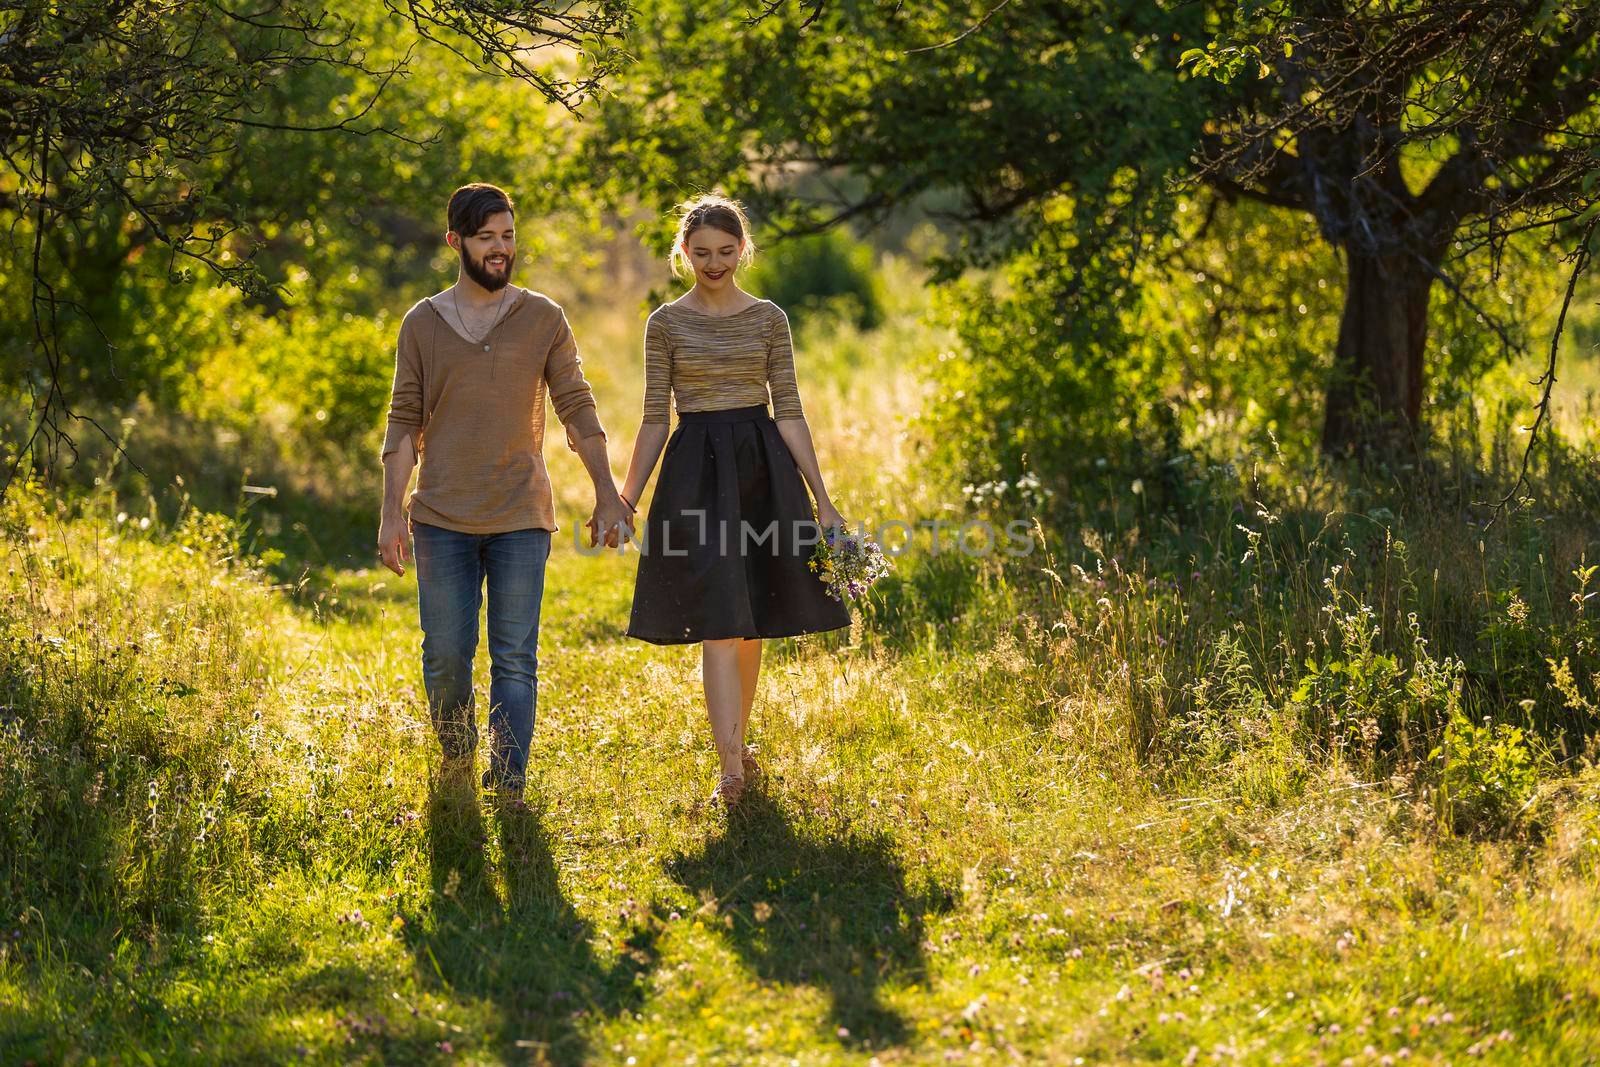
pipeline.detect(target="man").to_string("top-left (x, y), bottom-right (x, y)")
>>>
top-left (377, 182), bottom-right (634, 797)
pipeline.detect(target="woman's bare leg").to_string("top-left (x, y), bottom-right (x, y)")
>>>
top-left (737, 638), bottom-right (762, 737)
top-left (702, 639), bottom-right (746, 779)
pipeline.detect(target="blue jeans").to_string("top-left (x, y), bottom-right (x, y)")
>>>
top-left (412, 521), bottom-right (551, 788)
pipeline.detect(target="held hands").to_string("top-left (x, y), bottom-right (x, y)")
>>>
top-left (586, 491), bottom-right (636, 549)
top-left (377, 511), bottom-right (411, 576)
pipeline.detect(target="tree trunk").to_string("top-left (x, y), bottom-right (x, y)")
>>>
top-left (1320, 248), bottom-right (1436, 455)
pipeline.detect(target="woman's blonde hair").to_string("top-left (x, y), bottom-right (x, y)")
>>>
top-left (669, 194), bottom-right (756, 280)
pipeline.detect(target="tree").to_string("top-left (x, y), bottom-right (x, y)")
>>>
top-left (0, 0), bottom-right (631, 490)
top-left (1188, 1), bottom-right (1600, 453)
top-left (588, 0), bottom-right (1600, 457)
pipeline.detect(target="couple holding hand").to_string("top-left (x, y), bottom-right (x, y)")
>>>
top-left (377, 183), bottom-right (849, 811)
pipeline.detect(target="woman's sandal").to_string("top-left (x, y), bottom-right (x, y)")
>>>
top-left (741, 744), bottom-right (763, 783)
top-left (710, 772), bottom-right (746, 810)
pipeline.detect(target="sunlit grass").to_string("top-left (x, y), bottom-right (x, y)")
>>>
top-left (4, 270), bottom-right (1600, 1064)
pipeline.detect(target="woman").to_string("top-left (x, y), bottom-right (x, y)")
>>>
top-left (618, 194), bottom-right (851, 810)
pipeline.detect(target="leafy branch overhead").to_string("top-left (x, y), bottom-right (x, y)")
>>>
top-left (596, 0), bottom-right (1600, 460)
top-left (0, 0), bottom-right (632, 492)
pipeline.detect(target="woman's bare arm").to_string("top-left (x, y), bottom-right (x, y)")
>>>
top-left (775, 417), bottom-right (843, 529)
top-left (620, 422), bottom-right (672, 516)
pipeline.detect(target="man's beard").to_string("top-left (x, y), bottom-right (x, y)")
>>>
top-left (461, 246), bottom-right (512, 292)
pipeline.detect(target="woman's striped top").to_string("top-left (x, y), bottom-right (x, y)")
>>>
top-left (641, 298), bottom-right (805, 425)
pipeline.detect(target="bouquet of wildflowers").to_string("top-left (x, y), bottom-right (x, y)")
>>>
top-left (808, 523), bottom-right (892, 603)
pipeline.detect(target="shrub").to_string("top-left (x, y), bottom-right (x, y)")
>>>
top-left (1431, 711), bottom-right (1544, 838)
top-left (748, 229), bottom-right (885, 331)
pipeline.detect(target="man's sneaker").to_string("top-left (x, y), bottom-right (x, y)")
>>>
top-left (482, 767), bottom-right (525, 797)
top-left (439, 753), bottom-right (476, 788)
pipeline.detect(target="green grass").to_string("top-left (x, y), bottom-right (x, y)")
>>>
top-left (4, 465), bottom-right (1600, 1065)
top-left (4, 277), bottom-right (1600, 1064)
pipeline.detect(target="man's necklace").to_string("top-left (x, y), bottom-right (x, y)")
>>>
top-left (449, 285), bottom-right (510, 352)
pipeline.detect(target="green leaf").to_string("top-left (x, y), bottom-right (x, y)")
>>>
top-left (1533, 0), bottom-right (1561, 34)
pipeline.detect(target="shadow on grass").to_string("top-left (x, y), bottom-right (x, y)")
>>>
top-left (0, 724), bottom-right (204, 1062)
top-left (402, 760), bottom-right (658, 1066)
top-left (1, 397), bottom-right (381, 583)
top-left (666, 790), bottom-right (950, 1052)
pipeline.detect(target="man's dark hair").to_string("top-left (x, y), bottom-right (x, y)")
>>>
top-left (447, 183), bottom-right (515, 236)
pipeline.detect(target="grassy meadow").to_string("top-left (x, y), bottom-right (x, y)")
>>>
top-left (3, 261), bottom-right (1600, 1066)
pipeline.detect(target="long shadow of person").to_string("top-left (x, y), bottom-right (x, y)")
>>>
top-left (402, 759), bottom-right (659, 1066)
top-left (667, 790), bottom-right (953, 1052)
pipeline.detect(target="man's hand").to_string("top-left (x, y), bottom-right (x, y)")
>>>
top-left (586, 493), bottom-right (635, 549)
top-left (378, 510), bottom-right (411, 575)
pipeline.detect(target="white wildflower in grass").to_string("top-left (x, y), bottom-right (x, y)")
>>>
top-left (964, 472), bottom-right (1054, 512)
top-left (808, 525), bottom-right (892, 604)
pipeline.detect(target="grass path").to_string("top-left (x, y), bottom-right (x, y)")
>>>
top-left (6, 504), bottom-right (1599, 1066)
top-left (4, 283), bottom-right (1599, 1062)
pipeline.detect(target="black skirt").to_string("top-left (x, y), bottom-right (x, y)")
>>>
top-left (626, 404), bottom-right (852, 645)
